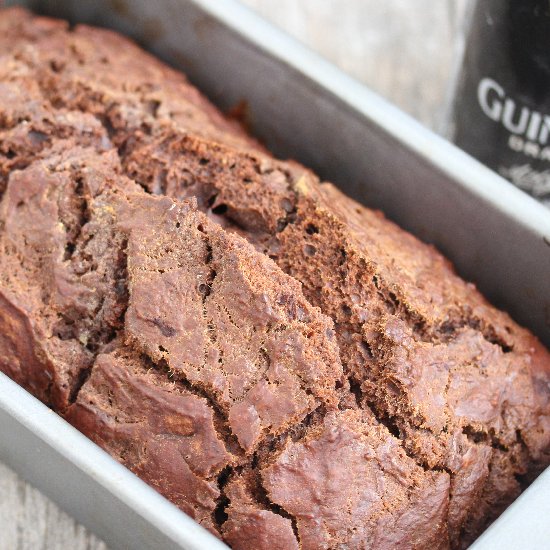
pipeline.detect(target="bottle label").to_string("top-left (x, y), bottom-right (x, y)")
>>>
top-left (476, 77), bottom-right (550, 205)
top-left (478, 77), bottom-right (550, 153)
top-left (452, 0), bottom-right (550, 207)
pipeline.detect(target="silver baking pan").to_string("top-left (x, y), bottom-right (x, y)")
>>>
top-left (2, 0), bottom-right (550, 548)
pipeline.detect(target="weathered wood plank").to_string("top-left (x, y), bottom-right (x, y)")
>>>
top-left (0, 463), bottom-right (106, 550)
top-left (241, 0), bottom-right (471, 130)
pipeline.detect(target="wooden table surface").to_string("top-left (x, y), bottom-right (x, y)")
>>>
top-left (0, 1), bottom-right (471, 548)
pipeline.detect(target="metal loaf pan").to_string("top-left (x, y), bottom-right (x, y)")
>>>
top-left (2, 0), bottom-right (550, 548)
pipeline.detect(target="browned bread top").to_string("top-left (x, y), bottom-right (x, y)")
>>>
top-left (1, 7), bottom-right (549, 549)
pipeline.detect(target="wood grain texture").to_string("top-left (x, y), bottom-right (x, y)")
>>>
top-left (0, 1), bottom-right (469, 548)
top-left (241, 0), bottom-right (472, 130)
top-left (0, 463), bottom-right (106, 550)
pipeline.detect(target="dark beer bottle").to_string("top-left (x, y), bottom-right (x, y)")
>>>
top-left (452, 0), bottom-right (550, 207)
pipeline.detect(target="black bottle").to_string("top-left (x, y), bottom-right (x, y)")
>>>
top-left (452, 0), bottom-right (550, 207)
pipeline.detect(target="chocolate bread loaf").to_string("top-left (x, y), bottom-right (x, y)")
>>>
top-left (1, 8), bottom-right (549, 549)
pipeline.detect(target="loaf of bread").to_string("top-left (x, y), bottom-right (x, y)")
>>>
top-left (1, 8), bottom-right (549, 549)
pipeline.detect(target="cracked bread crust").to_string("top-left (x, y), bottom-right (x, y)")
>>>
top-left (0, 144), bottom-right (135, 409)
top-left (117, 192), bottom-right (343, 455)
top-left (0, 7), bottom-right (550, 549)
top-left (0, 142), bottom-right (452, 547)
top-left (65, 347), bottom-right (232, 531)
top-left (222, 473), bottom-right (300, 550)
top-left (123, 130), bottom-right (550, 543)
top-left (260, 410), bottom-right (450, 550)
